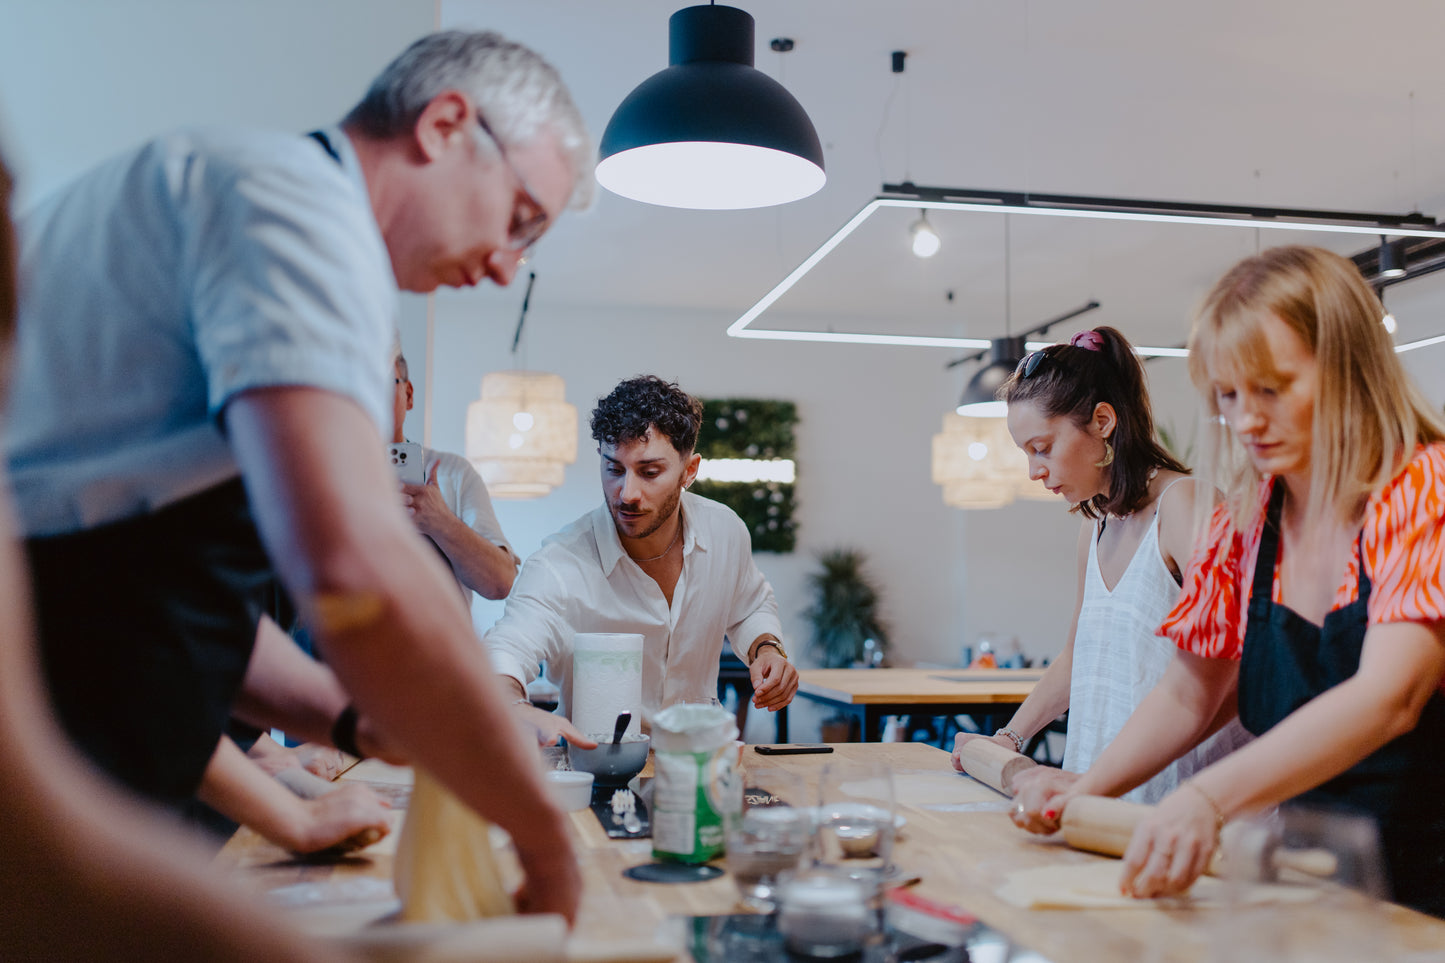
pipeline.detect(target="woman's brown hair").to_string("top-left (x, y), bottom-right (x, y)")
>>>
top-left (999, 325), bottom-right (1188, 519)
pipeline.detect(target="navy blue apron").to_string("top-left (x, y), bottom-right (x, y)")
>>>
top-left (1237, 481), bottom-right (1445, 917)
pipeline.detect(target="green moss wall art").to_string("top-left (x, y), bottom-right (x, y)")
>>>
top-left (691, 398), bottom-right (797, 554)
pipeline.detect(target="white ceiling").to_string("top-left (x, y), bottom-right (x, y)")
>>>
top-left (447, 0), bottom-right (1445, 354)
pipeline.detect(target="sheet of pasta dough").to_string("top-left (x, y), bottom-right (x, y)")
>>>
top-left (891, 769), bottom-right (1010, 808)
top-left (997, 861), bottom-right (1321, 909)
top-left (393, 770), bottom-right (514, 922)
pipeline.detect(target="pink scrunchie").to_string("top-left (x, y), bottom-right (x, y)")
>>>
top-left (1069, 330), bottom-right (1104, 352)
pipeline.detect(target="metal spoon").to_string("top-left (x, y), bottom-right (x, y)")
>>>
top-left (609, 711), bottom-right (631, 751)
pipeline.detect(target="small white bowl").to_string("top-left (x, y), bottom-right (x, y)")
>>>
top-left (545, 770), bottom-right (594, 811)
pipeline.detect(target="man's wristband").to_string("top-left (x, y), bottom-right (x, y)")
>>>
top-left (753, 639), bottom-right (788, 662)
top-left (330, 704), bottom-right (366, 759)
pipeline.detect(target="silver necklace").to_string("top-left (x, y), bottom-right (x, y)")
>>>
top-left (627, 520), bottom-right (681, 563)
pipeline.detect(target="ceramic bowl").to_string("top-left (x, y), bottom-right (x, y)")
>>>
top-left (545, 769), bottom-right (595, 811)
top-left (567, 735), bottom-right (650, 786)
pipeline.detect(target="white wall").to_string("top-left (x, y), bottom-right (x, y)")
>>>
top-left (0, 0), bottom-right (437, 205)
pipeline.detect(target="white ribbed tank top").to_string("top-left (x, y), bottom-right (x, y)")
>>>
top-left (1062, 480), bottom-right (1251, 803)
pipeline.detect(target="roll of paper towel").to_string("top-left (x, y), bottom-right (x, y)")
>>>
top-left (571, 633), bottom-right (644, 741)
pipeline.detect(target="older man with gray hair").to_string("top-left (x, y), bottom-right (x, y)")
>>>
top-left (8, 30), bottom-right (588, 921)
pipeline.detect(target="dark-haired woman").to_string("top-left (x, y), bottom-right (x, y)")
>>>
top-left (952, 327), bottom-right (1249, 802)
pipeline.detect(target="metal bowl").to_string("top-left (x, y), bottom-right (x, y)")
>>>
top-left (567, 735), bottom-right (650, 786)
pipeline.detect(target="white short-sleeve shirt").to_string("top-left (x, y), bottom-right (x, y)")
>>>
top-left (6, 126), bottom-right (396, 535)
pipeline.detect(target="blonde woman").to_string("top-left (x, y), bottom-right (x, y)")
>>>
top-left (1013, 246), bottom-right (1445, 916)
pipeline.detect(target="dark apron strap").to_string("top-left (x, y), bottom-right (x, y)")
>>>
top-left (307, 129), bottom-right (341, 164)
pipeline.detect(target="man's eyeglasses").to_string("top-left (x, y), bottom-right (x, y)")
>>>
top-left (475, 111), bottom-right (550, 253)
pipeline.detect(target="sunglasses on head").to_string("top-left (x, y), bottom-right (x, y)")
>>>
top-left (1016, 350), bottom-right (1051, 379)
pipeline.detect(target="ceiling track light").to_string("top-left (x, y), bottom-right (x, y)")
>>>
top-left (1378, 235), bottom-right (1407, 279)
top-left (596, 4), bottom-right (826, 210)
top-left (728, 182), bottom-right (1445, 351)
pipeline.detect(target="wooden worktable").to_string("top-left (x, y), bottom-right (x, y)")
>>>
top-left (219, 743), bottom-right (1445, 961)
top-left (795, 668), bottom-right (1041, 741)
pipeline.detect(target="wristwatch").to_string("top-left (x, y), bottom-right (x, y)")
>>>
top-left (754, 638), bottom-right (788, 661)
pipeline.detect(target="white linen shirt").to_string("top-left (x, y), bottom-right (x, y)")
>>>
top-left (485, 491), bottom-right (783, 720)
top-left (6, 126), bottom-right (395, 535)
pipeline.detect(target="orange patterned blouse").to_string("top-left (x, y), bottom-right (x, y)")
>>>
top-left (1160, 443), bottom-right (1445, 663)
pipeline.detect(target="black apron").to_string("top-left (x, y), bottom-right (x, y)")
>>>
top-left (26, 478), bottom-right (278, 809)
top-left (1237, 482), bottom-right (1445, 917)
top-left (24, 130), bottom-right (345, 811)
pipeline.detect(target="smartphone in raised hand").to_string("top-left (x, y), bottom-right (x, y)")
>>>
top-left (386, 442), bottom-right (426, 485)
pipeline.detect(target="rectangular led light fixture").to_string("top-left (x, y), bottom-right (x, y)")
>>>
top-left (728, 184), bottom-right (1445, 355)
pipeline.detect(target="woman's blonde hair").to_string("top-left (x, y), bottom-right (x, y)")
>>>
top-left (1188, 245), bottom-right (1445, 529)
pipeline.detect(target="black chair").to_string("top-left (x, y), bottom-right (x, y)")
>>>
top-left (716, 649), bottom-right (789, 742)
top-left (717, 650), bottom-right (754, 738)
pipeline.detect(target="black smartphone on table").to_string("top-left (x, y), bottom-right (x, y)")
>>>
top-left (754, 744), bottom-right (833, 755)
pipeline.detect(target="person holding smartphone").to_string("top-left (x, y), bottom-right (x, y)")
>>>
top-left (390, 350), bottom-right (519, 602)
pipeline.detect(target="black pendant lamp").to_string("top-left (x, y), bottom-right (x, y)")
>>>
top-left (596, 4), bottom-right (826, 210)
top-left (956, 337), bottom-right (1025, 418)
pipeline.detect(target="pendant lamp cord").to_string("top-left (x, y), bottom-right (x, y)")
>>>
top-left (1004, 215), bottom-right (1012, 336)
top-left (510, 270), bottom-right (537, 355)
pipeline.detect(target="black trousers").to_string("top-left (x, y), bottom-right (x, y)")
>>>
top-left (26, 479), bottom-right (278, 809)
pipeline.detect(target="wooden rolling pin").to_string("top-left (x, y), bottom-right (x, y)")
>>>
top-left (1061, 795), bottom-right (1338, 881)
top-left (955, 738), bottom-right (1037, 796)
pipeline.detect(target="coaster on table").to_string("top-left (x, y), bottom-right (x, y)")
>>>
top-left (623, 862), bottom-right (724, 883)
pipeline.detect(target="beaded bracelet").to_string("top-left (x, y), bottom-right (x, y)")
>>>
top-left (995, 727), bottom-right (1025, 754)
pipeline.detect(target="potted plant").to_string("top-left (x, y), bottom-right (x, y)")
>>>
top-left (803, 548), bottom-right (889, 742)
top-left (803, 548), bottom-right (890, 668)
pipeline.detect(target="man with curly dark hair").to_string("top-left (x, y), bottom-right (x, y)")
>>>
top-left (487, 376), bottom-right (798, 746)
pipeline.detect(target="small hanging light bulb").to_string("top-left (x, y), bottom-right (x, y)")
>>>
top-left (910, 210), bottom-right (940, 258)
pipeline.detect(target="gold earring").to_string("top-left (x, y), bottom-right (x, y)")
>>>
top-left (1094, 440), bottom-right (1114, 469)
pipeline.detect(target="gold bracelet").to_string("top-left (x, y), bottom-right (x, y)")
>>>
top-left (1183, 781), bottom-right (1227, 835)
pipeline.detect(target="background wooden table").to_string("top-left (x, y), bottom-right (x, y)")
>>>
top-left (218, 743), bottom-right (1445, 961)
top-left (794, 668), bottom-right (1041, 741)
